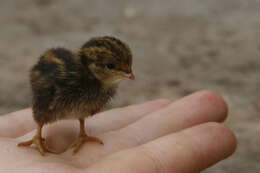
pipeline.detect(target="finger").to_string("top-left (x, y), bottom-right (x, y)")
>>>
top-left (86, 99), bottom-right (171, 135)
top-left (85, 122), bottom-right (237, 173)
top-left (1, 99), bottom-right (170, 138)
top-left (115, 90), bottom-right (228, 145)
top-left (0, 109), bottom-right (36, 137)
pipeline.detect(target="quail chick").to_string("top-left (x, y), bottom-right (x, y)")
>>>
top-left (18, 36), bottom-right (135, 155)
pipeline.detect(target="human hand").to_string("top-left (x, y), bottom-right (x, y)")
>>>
top-left (0, 91), bottom-right (236, 173)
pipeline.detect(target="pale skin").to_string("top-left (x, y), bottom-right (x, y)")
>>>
top-left (0, 91), bottom-right (237, 173)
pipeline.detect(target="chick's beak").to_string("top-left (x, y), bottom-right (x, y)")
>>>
top-left (124, 73), bottom-right (135, 80)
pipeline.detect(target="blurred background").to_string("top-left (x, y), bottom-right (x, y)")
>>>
top-left (0, 0), bottom-right (259, 172)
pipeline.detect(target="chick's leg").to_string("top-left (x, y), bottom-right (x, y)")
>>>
top-left (71, 118), bottom-right (103, 154)
top-left (18, 123), bottom-right (58, 155)
top-left (18, 123), bottom-right (47, 155)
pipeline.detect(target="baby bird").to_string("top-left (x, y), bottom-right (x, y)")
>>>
top-left (18, 36), bottom-right (135, 155)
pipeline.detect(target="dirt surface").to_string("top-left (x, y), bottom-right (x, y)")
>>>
top-left (0, 0), bottom-right (259, 172)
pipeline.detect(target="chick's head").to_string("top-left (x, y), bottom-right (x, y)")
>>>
top-left (80, 36), bottom-right (134, 85)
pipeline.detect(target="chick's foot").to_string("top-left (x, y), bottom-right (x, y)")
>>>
top-left (18, 135), bottom-right (49, 155)
top-left (18, 123), bottom-right (59, 155)
top-left (71, 134), bottom-right (103, 154)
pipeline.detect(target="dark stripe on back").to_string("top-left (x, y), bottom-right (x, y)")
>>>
top-left (33, 60), bottom-right (59, 78)
top-left (51, 48), bottom-right (74, 61)
top-left (50, 48), bottom-right (76, 70)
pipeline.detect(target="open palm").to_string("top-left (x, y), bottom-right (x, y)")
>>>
top-left (0, 91), bottom-right (236, 173)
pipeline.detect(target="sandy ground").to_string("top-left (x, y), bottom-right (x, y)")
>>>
top-left (0, 0), bottom-right (259, 172)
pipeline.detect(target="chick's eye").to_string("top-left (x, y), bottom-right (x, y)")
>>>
top-left (106, 63), bottom-right (115, 69)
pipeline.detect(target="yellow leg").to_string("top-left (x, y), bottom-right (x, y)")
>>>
top-left (71, 118), bottom-right (103, 154)
top-left (18, 123), bottom-right (58, 155)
